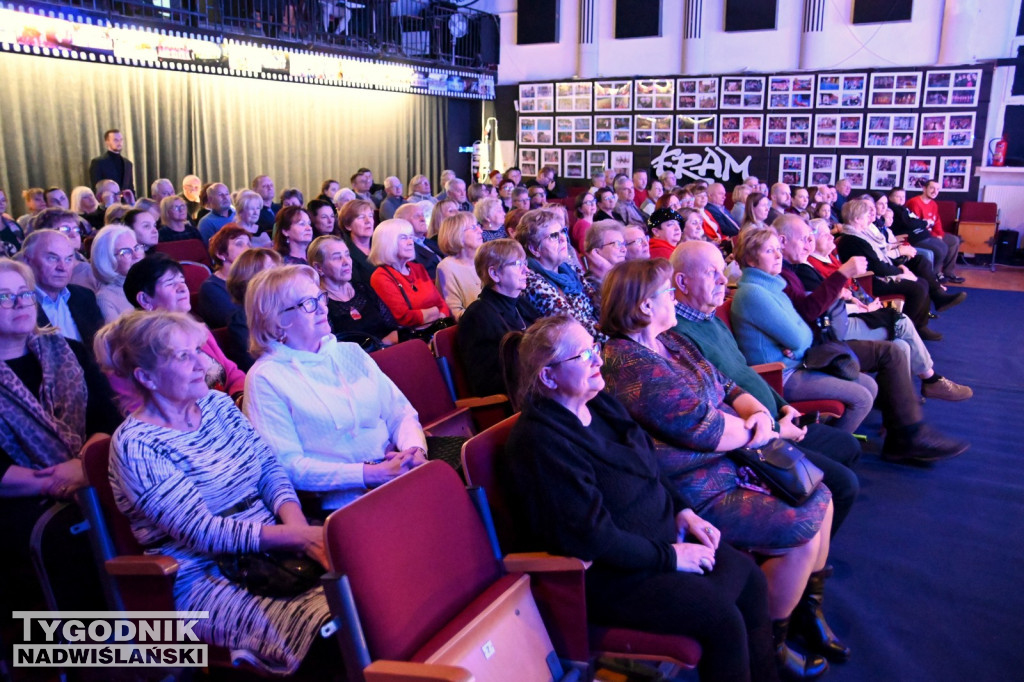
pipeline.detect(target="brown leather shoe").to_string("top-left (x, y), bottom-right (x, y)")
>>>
top-left (922, 377), bottom-right (973, 401)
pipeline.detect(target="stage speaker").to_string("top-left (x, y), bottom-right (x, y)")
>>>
top-left (477, 13), bottom-right (500, 65)
top-left (517, 0), bottom-right (559, 45)
top-left (615, 0), bottom-right (661, 39)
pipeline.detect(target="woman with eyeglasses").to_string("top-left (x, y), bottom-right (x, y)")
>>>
top-left (273, 206), bottom-right (314, 265)
top-left (435, 212), bottom-right (484, 321)
top-left (515, 208), bottom-right (601, 340)
top-left (458, 239), bottom-right (533, 397)
top-left (157, 196), bottom-right (202, 243)
top-left (90, 225), bottom-right (146, 322)
top-left (369, 219), bottom-right (452, 341)
top-left (0, 257), bottom-right (120, 624)
top-left (569, 191), bottom-right (598, 254)
top-left (599, 259), bottom-right (841, 676)
top-left (501, 314), bottom-right (778, 682)
top-left (243, 265), bottom-right (427, 513)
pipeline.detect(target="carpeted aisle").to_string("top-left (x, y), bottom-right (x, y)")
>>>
top-left (827, 288), bottom-right (1024, 681)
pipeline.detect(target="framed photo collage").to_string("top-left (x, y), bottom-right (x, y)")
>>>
top-left (516, 66), bottom-right (983, 191)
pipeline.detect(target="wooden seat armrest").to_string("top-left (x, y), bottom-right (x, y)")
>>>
top-left (423, 407), bottom-right (472, 435)
top-left (364, 660), bottom-right (473, 682)
top-left (752, 362), bottom-right (785, 374)
top-left (105, 555), bottom-right (179, 576)
top-left (752, 362), bottom-right (785, 394)
top-left (503, 552), bottom-right (591, 573)
top-left (454, 394), bottom-right (510, 410)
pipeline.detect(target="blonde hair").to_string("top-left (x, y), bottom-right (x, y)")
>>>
top-left (733, 225), bottom-right (779, 269)
top-left (245, 264), bottom-right (320, 358)
top-left (438, 212), bottom-right (477, 256)
top-left (226, 248), bottom-right (282, 304)
top-left (475, 238), bottom-right (524, 288)
top-left (428, 199), bottom-right (459, 239)
top-left (90, 225), bottom-right (135, 284)
top-left (368, 219), bottom-right (414, 268)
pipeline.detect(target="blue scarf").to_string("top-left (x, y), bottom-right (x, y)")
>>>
top-left (527, 258), bottom-right (583, 295)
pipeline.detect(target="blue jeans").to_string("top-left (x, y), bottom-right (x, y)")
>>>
top-left (783, 368), bottom-right (878, 434)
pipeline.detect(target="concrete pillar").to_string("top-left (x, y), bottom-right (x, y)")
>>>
top-left (799, 0), bottom-right (828, 71)
top-left (577, 0), bottom-right (598, 79)
top-left (937, 0), bottom-right (979, 65)
top-left (681, 0), bottom-right (705, 75)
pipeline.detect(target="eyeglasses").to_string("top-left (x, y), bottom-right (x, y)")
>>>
top-left (601, 239), bottom-right (626, 251)
top-left (115, 244), bottom-right (147, 258)
top-left (551, 342), bottom-right (603, 366)
top-left (57, 225), bottom-right (82, 235)
top-left (625, 236), bottom-right (650, 247)
top-left (282, 291), bottom-right (327, 314)
top-left (581, 199), bottom-right (596, 205)
top-left (0, 291), bottom-right (37, 309)
top-left (501, 258), bottom-right (526, 269)
top-left (545, 228), bottom-right (568, 242)
top-left (652, 285), bottom-right (676, 298)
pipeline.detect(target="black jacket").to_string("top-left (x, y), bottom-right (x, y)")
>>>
top-left (456, 287), bottom-right (529, 397)
top-left (88, 151), bottom-right (134, 193)
top-left (36, 284), bottom-right (105, 355)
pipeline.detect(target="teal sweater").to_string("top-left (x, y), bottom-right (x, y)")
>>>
top-left (730, 267), bottom-right (813, 372)
top-left (673, 314), bottom-right (786, 415)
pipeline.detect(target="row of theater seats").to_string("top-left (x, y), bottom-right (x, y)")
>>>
top-left (73, 334), bottom-right (704, 680)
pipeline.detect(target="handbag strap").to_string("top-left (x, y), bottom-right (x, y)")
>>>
top-left (380, 265), bottom-right (413, 309)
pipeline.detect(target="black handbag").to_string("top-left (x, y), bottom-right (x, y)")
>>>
top-left (216, 552), bottom-right (325, 599)
top-left (730, 439), bottom-right (824, 506)
top-left (802, 341), bottom-right (861, 381)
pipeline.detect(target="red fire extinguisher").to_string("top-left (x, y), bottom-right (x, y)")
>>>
top-left (990, 136), bottom-right (1008, 166)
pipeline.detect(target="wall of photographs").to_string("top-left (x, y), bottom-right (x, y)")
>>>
top-left (504, 65), bottom-right (989, 197)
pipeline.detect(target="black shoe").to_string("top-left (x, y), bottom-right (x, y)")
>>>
top-left (945, 274), bottom-right (966, 283)
top-left (918, 326), bottom-right (943, 341)
top-left (792, 570), bottom-right (851, 663)
top-left (881, 424), bottom-right (969, 463)
top-left (934, 291), bottom-right (967, 312)
top-left (774, 618), bottom-right (829, 680)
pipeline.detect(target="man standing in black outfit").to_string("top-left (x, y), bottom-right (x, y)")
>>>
top-left (89, 129), bottom-right (135, 195)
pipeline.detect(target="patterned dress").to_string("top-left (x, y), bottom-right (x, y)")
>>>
top-left (109, 391), bottom-right (331, 675)
top-left (520, 261), bottom-right (603, 340)
top-left (601, 332), bottom-right (829, 553)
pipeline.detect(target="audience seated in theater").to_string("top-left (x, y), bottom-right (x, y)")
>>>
top-left (96, 310), bottom-right (332, 675)
top-left (195, 225), bottom-right (252, 329)
top-left (593, 187), bottom-right (617, 223)
top-left (623, 225), bottom-right (651, 261)
top-left (690, 186), bottom-right (722, 242)
top-left (435, 212), bottom-right (483, 320)
top-left (476, 196), bottom-right (509, 244)
top-left (124, 208), bottom-right (159, 258)
top-left (466, 182), bottom-right (490, 205)
top-left (91, 225), bottom-right (145, 323)
top-left (497, 178), bottom-right (516, 211)
top-left (370, 219), bottom-right (452, 340)
top-left (766, 183), bottom-right (792, 226)
top-left (647, 208), bottom-right (684, 260)
top-left (279, 188), bottom-right (303, 210)
top-left (316, 178), bottom-right (339, 208)
top-left (790, 186), bottom-right (812, 222)
top-left (612, 174), bottom-right (647, 227)
top-left (632, 169), bottom-right (650, 208)
top-left (407, 174), bottom-right (435, 204)
top-left (835, 198), bottom-right (962, 340)
top-left (117, 253), bottom-right (245, 410)
top-left (582, 220), bottom-right (627, 292)
top-left (777, 216), bottom-right (972, 405)
top-left (307, 198), bottom-right (340, 238)
top-left (675, 187), bottom-right (695, 208)
top-left (731, 184), bottom-right (753, 225)
top-left (444, 178), bottom-right (472, 212)
top-left (243, 265), bottom-right (426, 513)
top-left (832, 178), bottom-right (852, 224)
top-left (180, 174), bottom-right (202, 221)
top-left (503, 208), bottom-right (525, 241)
top-left (810, 201), bottom-right (836, 228)
top-left (224, 248), bottom-right (282, 372)
top-left (516, 208), bottom-right (601, 340)
top-left (569, 191), bottom-right (597, 253)
top-left (352, 167), bottom-right (384, 207)
top-left (457, 239), bottom-right (531, 397)
top-left (149, 178), bottom-right (175, 206)
top-left (730, 226), bottom-right (878, 435)
top-left (505, 166), bottom-right (525, 189)
top-left (338, 198), bottom-right (377, 287)
top-left (21, 230), bottom-right (104, 351)
top-left (898, 182), bottom-right (963, 283)
top-left (528, 185), bottom-right (547, 209)
top-left (395, 202), bottom-right (440, 281)
top-left (669, 241), bottom-right (863, 536)
top-left (528, 165), bottom-right (567, 200)
top-left (657, 191), bottom-right (683, 213)
top-left (678, 207), bottom-right (709, 245)
top-left (197, 183), bottom-right (237, 245)
top-left (309, 235), bottom-right (398, 348)
top-left (133, 198), bottom-right (161, 231)
top-left (640, 178), bottom-right (663, 217)
top-left (0, 257), bottom-right (120, 624)
top-left (0, 188), bottom-right (25, 256)
top-left (157, 195), bottom-right (202, 242)
top-left (742, 192), bottom-right (772, 232)
top-left (29, 208), bottom-right (96, 290)
top-left (509, 186), bottom-right (530, 212)
top-left (433, 169), bottom-right (456, 203)
top-left (332, 187), bottom-right (355, 210)
top-left (273, 205), bottom-right (314, 265)
top-left (17, 188), bottom-right (46, 232)
top-left (69, 186), bottom-right (101, 234)
top-left (660, 170), bottom-right (678, 193)
top-left (252, 175), bottom-right (280, 234)
top-left (104, 202), bottom-right (131, 226)
top-left (501, 315), bottom-right (778, 682)
top-left (600, 259), bottom-right (845, 673)
top-left (425, 198), bottom-right (458, 258)
top-left (379, 176), bottom-right (406, 221)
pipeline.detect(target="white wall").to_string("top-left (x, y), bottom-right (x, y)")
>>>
top-left (488, 0), bottom-right (1018, 85)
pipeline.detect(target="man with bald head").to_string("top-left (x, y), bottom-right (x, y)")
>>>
top-left (767, 182), bottom-right (791, 225)
top-left (669, 240), bottom-right (861, 535)
top-left (22, 230), bottom-right (103, 349)
top-left (197, 183), bottom-right (236, 245)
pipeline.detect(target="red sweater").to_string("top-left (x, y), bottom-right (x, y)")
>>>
top-left (371, 262), bottom-right (451, 327)
top-left (904, 196), bottom-right (943, 237)
top-left (649, 238), bottom-right (676, 260)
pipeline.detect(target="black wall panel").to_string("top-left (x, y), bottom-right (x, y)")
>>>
top-left (517, 0), bottom-right (559, 45)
